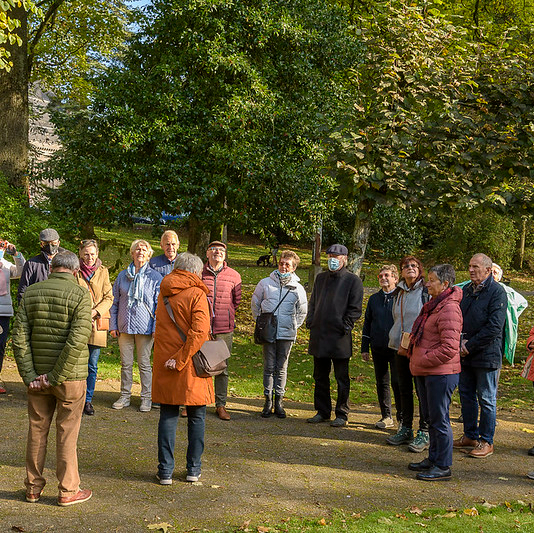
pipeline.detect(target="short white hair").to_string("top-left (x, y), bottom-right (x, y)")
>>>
top-left (174, 252), bottom-right (203, 276)
top-left (130, 239), bottom-right (154, 258)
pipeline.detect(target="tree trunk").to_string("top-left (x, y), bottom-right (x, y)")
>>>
top-left (518, 216), bottom-right (527, 270)
top-left (0, 5), bottom-right (29, 194)
top-left (188, 217), bottom-right (210, 257)
top-left (348, 199), bottom-right (374, 276)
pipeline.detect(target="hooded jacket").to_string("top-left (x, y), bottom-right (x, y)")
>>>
top-left (152, 269), bottom-right (214, 406)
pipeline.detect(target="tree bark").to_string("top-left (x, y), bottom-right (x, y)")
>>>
top-left (0, 5), bottom-right (29, 194)
top-left (348, 199), bottom-right (375, 276)
top-left (188, 217), bottom-right (210, 257)
top-left (518, 216), bottom-right (527, 270)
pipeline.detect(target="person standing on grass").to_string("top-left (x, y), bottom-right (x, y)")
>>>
top-left (13, 251), bottom-right (93, 506)
top-left (202, 241), bottom-right (242, 420)
top-left (150, 230), bottom-right (180, 276)
top-left (306, 244), bottom-right (363, 428)
top-left (361, 264), bottom-right (401, 429)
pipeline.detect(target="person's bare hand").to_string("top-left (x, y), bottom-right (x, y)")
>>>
top-left (361, 352), bottom-right (370, 362)
top-left (110, 330), bottom-right (119, 338)
top-left (164, 358), bottom-right (176, 370)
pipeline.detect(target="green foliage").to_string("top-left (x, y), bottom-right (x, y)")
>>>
top-left (45, 0), bottom-right (359, 241)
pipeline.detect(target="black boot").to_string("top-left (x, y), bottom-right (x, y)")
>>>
top-left (261, 394), bottom-right (273, 418)
top-left (274, 394), bottom-right (286, 418)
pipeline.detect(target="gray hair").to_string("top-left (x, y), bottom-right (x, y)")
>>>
top-left (429, 264), bottom-right (456, 287)
top-left (471, 253), bottom-right (492, 269)
top-left (160, 230), bottom-right (179, 245)
top-left (174, 252), bottom-right (204, 276)
top-left (51, 251), bottom-right (80, 272)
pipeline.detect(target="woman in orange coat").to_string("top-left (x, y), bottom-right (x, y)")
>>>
top-left (152, 252), bottom-right (214, 484)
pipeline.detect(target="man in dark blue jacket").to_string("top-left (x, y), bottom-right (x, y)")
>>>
top-left (454, 253), bottom-right (507, 458)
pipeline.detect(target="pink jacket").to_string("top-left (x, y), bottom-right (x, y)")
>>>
top-left (202, 262), bottom-right (242, 334)
top-left (409, 287), bottom-right (463, 376)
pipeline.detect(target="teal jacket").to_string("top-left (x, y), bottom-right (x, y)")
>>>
top-left (13, 272), bottom-right (92, 386)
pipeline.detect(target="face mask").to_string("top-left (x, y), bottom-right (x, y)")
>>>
top-left (278, 270), bottom-right (291, 279)
top-left (0, 250), bottom-right (4, 261)
top-left (328, 257), bottom-right (340, 271)
top-left (42, 243), bottom-right (59, 255)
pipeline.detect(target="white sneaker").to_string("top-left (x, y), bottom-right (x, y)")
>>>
top-left (375, 417), bottom-right (395, 429)
top-left (112, 396), bottom-right (130, 410)
top-left (186, 473), bottom-right (201, 482)
top-left (156, 474), bottom-right (172, 485)
top-left (139, 399), bottom-right (152, 412)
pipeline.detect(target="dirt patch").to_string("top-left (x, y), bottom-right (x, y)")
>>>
top-left (2, 357), bottom-right (534, 532)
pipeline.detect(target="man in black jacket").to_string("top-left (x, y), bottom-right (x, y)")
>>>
top-left (306, 244), bottom-right (363, 427)
top-left (454, 253), bottom-right (507, 458)
top-left (17, 228), bottom-right (64, 303)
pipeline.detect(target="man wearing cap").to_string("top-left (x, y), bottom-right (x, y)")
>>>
top-left (201, 241), bottom-right (242, 420)
top-left (149, 230), bottom-right (180, 276)
top-left (306, 244), bottom-right (363, 427)
top-left (17, 228), bottom-right (65, 303)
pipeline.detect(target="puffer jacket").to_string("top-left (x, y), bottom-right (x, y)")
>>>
top-left (409, 286), bottom-right (463, 376)
top-left (388, 278), bottom-right (430, 351)
top-left (12, 272), bottom-right (92, 386)
top-left (251, 271), bottom-right (308, 341)
top-left (110, 266), bottom-right (162, 335)
top-left (202, 262), bottom-right (242, 334)
top-left (152, 269), bottom-right (214, 406)
top-left (0, 253), bottom-right (25, 316)
top-left (75, 264), bottom-right (113, 347)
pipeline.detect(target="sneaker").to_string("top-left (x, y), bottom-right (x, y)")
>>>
top-left (186, 473), bottom-right (201, 482)
top-left (375, 417), bottom-right (394, 429)
top-left (306, 413), bottom-right (330, 424)
top-left (83, 402), bottom-right (94, 416)
top-left (112, 396), bottom-right (130, 410)
top-left (26, 488), bottom-right (43, 503)
top-left (527, 471), bottom-right (534, 480)
top-left (386, 425), bottom-right (413, 446)
top-left (468, 440), bottom-right (493, 458)
top-left (57, 489), bottom-right (92, 507)
top-left (139, 399), bottom-right (152, 412)
top-left (156, 474), bottom-right (172, 485)
top-left (453, 434), bottom-right (478, 449)
top-left (408, 430), bottom-right (430, 453)
top-left (330, 417), bottom-right (348, 427)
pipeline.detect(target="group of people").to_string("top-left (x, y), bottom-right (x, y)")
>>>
top-left (362, 253), bottom-right (527, 481)
top-left (4, 228), bottom-right (530, 506)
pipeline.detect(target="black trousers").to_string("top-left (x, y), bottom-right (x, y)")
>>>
top-left (371, 346), bottom-right (401, 420)
top-left (394, 353), bottom-right (429, 431)
top-left (313, 357), bottom-right (350, 420)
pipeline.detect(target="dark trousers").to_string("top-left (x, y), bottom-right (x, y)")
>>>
top-left (371, 347), bottom-right (401, 420)
top-left (0, 315), bottom-right (10, 373)
top-left (313, 357), bottom-right (350, 420)
top-left (395, 353), bottom-right (428, 431)
top-left (416, 374), bottom-right (459, 468)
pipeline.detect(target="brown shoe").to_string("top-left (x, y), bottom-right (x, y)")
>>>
top-left (468, 440), bottom-right (494, 458)
top-left (26, 488), bottom-right (43, 503)
top-left (58, 489), bottom-right (92, 507)
top-left (180, 407), bottom-right (188, 417)
top-left (453, 435), bottom-right (478, 449)
top-left (216, 406), bottom-right (231, 420)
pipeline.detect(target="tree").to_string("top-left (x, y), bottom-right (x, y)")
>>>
top-left (46, 0), bottom-right (359, 250)
top-left (0, 0), bottom-right (132, 190)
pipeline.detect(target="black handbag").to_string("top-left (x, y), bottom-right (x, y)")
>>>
top-left (254, 288), bottom-right (292, 345)
top-left (163, 297), bottom-right (230, 378)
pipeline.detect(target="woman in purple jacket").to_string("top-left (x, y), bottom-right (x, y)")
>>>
top-left (407, 264), bottom-right (462, 481)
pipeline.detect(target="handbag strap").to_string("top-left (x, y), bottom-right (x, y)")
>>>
top-left (163, 296), bottom-right (187, 343)
top-left (271, 286), bottom-right (293, 315)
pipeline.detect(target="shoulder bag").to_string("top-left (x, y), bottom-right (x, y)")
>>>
top-left (254, 287), bottom-right (293, 345)
top-left (163, 296), bottom-right (230, 378)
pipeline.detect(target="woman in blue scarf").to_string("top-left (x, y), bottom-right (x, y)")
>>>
top-left (110, 239), bottom-right (162, 412)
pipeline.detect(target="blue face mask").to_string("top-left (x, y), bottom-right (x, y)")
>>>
top-left (0, 250), bottom-right (4, 261)
top-left (278, 270), bottom-right (291, 279)
top-left (328, 257), bottom-right (340, 271)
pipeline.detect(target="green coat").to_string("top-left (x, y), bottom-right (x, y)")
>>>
top-left (13, 272), bottom-right (92, 387)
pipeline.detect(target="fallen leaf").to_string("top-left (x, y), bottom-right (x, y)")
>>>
top-left (11, 527), bottom-right (25, 532)
top-left (320, 443), bottom-right (330, 446)
top-left (481, 502), bottom-right (497, 509)
top-left (240, 520), bottom-right (251, 530)
top-left (463, 507), bottom-right (479, 516)
top-left (257, 527), bottom-right (271, 533)
top-left (378, 517), bottom-right (393, 524)
top-left (415, 522), bottom-right (427, 527)
top-left (317, 518), bottom-right (327, 526)
top-left (410, 506), bottom-right (423, 515)
top-left (522, 428), bottom-right (534, 434)
top-left (351, 513), bottom-right (361, 519)
top-left (147, 522), bottom-right (173, 532)
top-left (210, 485), bottom-right (221, 489)
top-left (498, 477), bottom-right (509, 481)
top-left (440, 512), bottom-right (457, 518)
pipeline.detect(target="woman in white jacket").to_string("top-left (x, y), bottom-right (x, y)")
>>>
top-left (251, 250), bottom-right (307, 418)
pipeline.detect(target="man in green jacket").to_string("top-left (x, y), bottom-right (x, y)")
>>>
top-left (13, 251), bottom-right (93, 506)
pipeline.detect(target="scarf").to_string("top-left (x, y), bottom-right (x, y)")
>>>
top-left (408, 287), bottom-right (454, 354)
top-left (79, 258), bottom-right (102, 282)
top-left (125, 261), bottom-right (149, 308)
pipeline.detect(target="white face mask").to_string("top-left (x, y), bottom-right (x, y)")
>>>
top-left (328, 257), bottom-right (340, 271)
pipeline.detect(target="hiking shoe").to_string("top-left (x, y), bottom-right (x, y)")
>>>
top-left (58, 489), bottom-right (92, 507)
top-left (386, 425), bottom-right (413, 446)
top-left (307, 413), bottom-right (330, 424)
top-left (139, 399), bottom-right (152, 412)
top-left (186, 473), bottom-right (201, 482)
top-left (468, 440), bottom-right (493, 458)
top-left (156, 474), bottom-right (172, 485)
top-left (453, 434), bottom-right (478, 449)
top-left (375, 417), bottom-right (394, 429)
top-left (26, 488), bottom-right (43, 503)
top-left (408, 430), bottom-right (430, 453)
top-left (112, 396), bottom-right (130, 410)
top-left (330, 417), bottom-right (348, 427)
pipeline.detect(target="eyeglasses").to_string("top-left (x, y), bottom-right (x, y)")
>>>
top-left (402, 263), bottom-right (418, 270)
top-left (209, 247), bottom-right (225, 252)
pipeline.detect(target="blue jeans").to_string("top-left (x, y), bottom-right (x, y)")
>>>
top-left (86, 344), bottom-right (101, 403)
top-left (262, 340), bottom-right (293, 396)
top-left (459, 366), bottom-right (499, 444)
top-left (158, 404), bottom-right (206, 479)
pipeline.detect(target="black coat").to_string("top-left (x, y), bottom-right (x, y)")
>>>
top-left (461, 275), bottom-right (507, 369)
top-left (361, 289), bottom-right (395, 353)
top-left (306, 267), bottom-right (363, 359)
